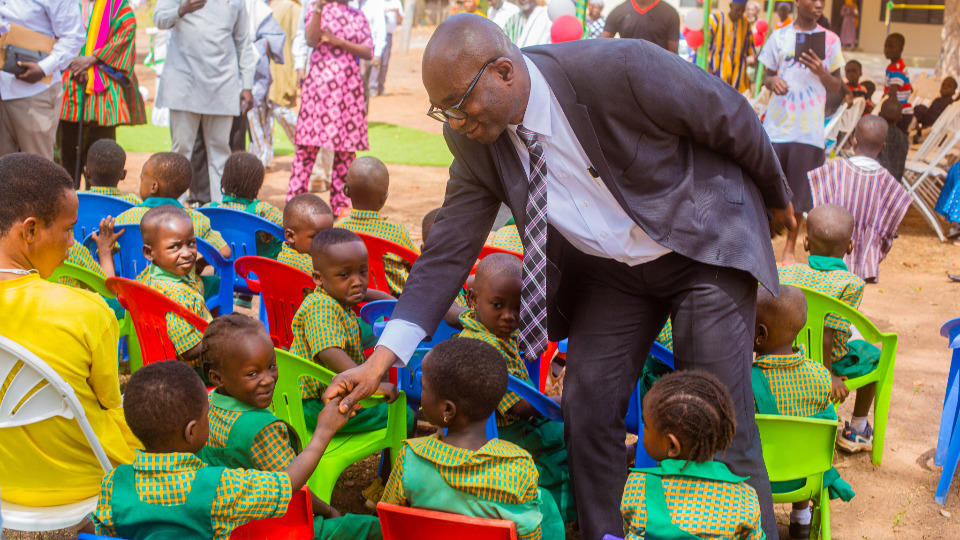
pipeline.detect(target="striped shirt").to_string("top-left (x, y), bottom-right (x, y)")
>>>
top-left (277, 243), bottom-right (314, 275)
top-left (490, 224), bottom-right (524, 255)
top-left (87, 186), bottom-right (143, 205)
top-left (137, 264), bottom-right (212, 363)
top-left (884, 58), bottom-right (913, 115)
top-left (206, 394), bottom-right (297, 472)
top-left (116, 202), bottom-right (229, 252)
top-left (808, 158), bottom-right (911, 281)
top-left (93, 451), bottom-right (291, 540)
top-left (336, 209), bottom-right (416, 295)
top-left (753, 346), bottom-right (833, 417)
top-left (289, 289), bottom-right (364, 399)
top-left (60, 242), bottom-right (105, 289)
top-left (708, 12), bottom-right (756, 94)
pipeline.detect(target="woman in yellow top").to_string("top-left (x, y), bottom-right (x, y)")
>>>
top-left (0, 154), bottom-right (141, 506)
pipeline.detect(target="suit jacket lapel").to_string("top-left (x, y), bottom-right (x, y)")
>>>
top-left (493, 134), bottom-right (529, 233)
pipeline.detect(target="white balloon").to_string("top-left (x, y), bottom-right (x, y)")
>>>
top-left (683, 9), bottom-right (704, 31)
top-left (547, 0), bottom-right (577, 21)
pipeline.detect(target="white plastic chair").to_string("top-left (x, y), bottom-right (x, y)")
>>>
top-left (901, 102), bottom-right (960, 241)
top-left (823, 102), bottom-right (849, 155)
top-left (834, 97), bottom-right (867, 157)
top-left (0, 335), bottom-right (113, 532)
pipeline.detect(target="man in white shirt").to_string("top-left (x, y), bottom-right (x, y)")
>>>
top-left (356, 0), bottom-right (386, 112)
top-left (503, 0), bottom-right (551, 47)
top-left (368, 0), bottom-right (402, 96)
top-left (0, 0), bottom-right (85, 160)
top-left (487, 0), bottom-right (520, 30)
top-left (324, 15), bottom-right (795, 540)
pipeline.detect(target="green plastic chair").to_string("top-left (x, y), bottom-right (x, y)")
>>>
top-left (794, 286), bottom-right (898, 466)
top-left (756, 414), bottom-right (838, 540)
top-left (47, 262), bottom-right (142, 370)
top-left (272, 348), bottom-right (407, 503)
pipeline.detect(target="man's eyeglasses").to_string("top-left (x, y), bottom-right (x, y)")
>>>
top-left (426, 57), bottom-right (500, 122)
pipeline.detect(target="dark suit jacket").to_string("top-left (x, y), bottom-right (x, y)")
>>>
top-left (393, 39), bottom-right (792, 341)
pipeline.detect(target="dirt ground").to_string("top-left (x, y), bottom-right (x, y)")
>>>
top-left (8, 24), bottom-right (960, 540)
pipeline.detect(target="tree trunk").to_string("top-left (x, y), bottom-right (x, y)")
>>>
top-left (937, 0), bottom-right (960, 78)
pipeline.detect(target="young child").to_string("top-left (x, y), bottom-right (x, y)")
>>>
top-left (883, 32), bottom-right (913, 133)
top-left (777, 204), bottom-right (879, 453)
top-left (196, 313), bottom-right (381, 536)
top-left (809, 116), bottom-right (911, 282)
top-left (913, 76), bottom-right (957, 143)
top-left (876, 97), bottom-right (909, 183)
top-left (60, 217), bottom-right (121, 291)
top-left (279, 193), bottom-right (335, 275)
top-left (115, 152), bottom-right (231, 259)
top-left (336, 156), bottom-right (417, 296)
top-left (137, 206), bottom-right (213, 369)
top-left (84, 140), bottom-right (141, 204)
top-left (456, 253), bottom-right (574, 524)
top-left (844, 60), bottom-right (874, 113)
top-left (759, 0), bottom-right (844, 263)
top-left (489, 218), bottom-right (523, 255)
top-left (621, 371), bottom-right (762, 540)
top-left (381, 338), bottom-right (564, 540)
top-left (752, 284), bottom-right (854, 538)
top-left (91, 360), bottom-right (366, 539)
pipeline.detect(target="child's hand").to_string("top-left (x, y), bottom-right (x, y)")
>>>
top-left (92, 217), bottom-right (123, 251)
top-left (375, 382), bottom-right (399, 403)
top-left (316, 395), bottom-right (356, 436)
top-left (311, 493), bottom-right (342, 519)
top-left (830, 374), bottom-right (850, 403)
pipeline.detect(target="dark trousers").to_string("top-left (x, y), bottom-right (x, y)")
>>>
top-left (58, 121), bottom-right (117, 189)
top-left (561, 251), bottom-right (775, 540)
top-left (189, 115), bottom-right (247, 205)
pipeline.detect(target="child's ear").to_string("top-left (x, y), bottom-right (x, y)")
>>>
top-left (846, 239), bottom-right (854, 255)
top-left (442, 399), bottom-right (457, 425)
top-left (83, 166), bottom-right (90, 180)
top-left (183, 418), bottom-right (207, 447)
top-left (120, 169), bottom-right (127, 181)
top-left (312, 270), bottom-right (323, 289)
top-left (149, 180), bottom-right (160, 196)
top-left (343, 185), bottom-right (351, 197)
top-left (802, 236), bottom-right (810, 253)
top-left (284, 228), bottom-right (295, 244)
top-left (143, 244), bottom-right (155, 262)
top-left (466, 288), bottom-right (477, 309)
top-left (207, 369), bottom-right (223, 388)
top-left (379, 191), bottom-right (388, 207)
top-left (666, 433), bottom-right (683, 459)
top-left (754, 323), bottom-right (769, 349)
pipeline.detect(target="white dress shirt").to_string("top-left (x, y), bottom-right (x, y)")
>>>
top-left (383, 0), bottom-right (402, 34)
top-left (379, 56), bottom-right (671, 364)
top-left (0, 0), bottom-right (85, 100)
top-left (487, 0), bottom-right (520, 30)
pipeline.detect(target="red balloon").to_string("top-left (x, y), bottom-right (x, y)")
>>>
top-left (551, 15), bottom-right (583, 43)
top-left (754, 33), bottom-right (764, 48)
top-left (755, 19), bottom-right (769, 34)
top-left (684, 29), bottom-right (704, 49)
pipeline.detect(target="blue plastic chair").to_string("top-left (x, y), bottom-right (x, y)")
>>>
top-left (601, 536), bottom-right (624, 540)
top-left (361, 299), bottom-right (460, 349)
top-left (83, 223), bottom-right (149, 280)
top-left (627, 342), bottom-right (675, 468)
top-left (936, 317), bottom-right (960, 505)
top-left (75, 192), bottom-right (134, 242)
top-left (196, 237), bottom-right (234, 315)
top-left (78, 535), bottom-right (128, 540)
top-left (508, 374), bottom-right (562, 422)
top-left (195, 207), bottom-right (284, 295)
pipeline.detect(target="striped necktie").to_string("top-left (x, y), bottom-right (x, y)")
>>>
top-left (515, 124), bottom-right (548, 359)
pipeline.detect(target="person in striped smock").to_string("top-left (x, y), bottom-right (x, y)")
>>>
top-left (382, 338), bottom-right (564, 540)
top-left (83, 140), bottom-right (142, 204)
top-left (808, 116), bottom-right (911, 283)
top-left (336, 157), bottom-right (417, 296)
top-left (278, 193), bottom-right (335, 274)
top-left (883, 33), bottom-right (913, 133)
top-left (707, 0), bottom-right (756, 94)
top-left (621, 370), bottom-right (763, 540)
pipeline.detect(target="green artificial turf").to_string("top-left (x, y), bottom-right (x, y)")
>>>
top-left (117, 109), bottom-right (452, 168)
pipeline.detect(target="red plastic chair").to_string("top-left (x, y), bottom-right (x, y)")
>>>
top-left (105, 277), bottom-right (209, 369)
top-left (230, 487), bottom-right (314, 539)
top-left (377, 502), bottom-right (517, 540)
top-left (235, 256), bottom-right (316, 349)
top-left (355, 233), bottom-right (419, 294)
top-left (470, 245), bottom-right (523, 276)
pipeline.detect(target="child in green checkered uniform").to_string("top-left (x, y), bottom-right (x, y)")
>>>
top-left (83, 139), bottom-right (142, 204)
top-left (61, 218), bottom-right (125, 318)
top-left (204, 152), bottom-right (283, 259)
top-left (752, 285), bottom-right (854, 537)
top-left (278, 193), bottom-right (334, 275)
top-left (92, 359), bottom-right (369, 539)
top-left (621, 371), bottom-right (763, 540)
top-left (456, 254), bottom-right (574, 525)
top-left (196, 314), bottom-right (381, 538)
top-left (777, 204), bottom-right (880, 454)
top-left (336, 157), bottom-right (417, 296)
top-left (382, 338), bottom-right (564, 540)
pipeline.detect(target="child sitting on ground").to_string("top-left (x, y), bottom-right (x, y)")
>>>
top-left (84, 139), bottom-right (141, 204)
top-left (279, 193), bottom-right (334, 275)
top-left (137, 206), bottom-right (213, 369)
top-left (884, 32), bottom-right (913, 133)
top-left (196, 313), bottom-right (381, 536)
top-left (91, 360), bottom-right (367, 539)
top-left (809, 116), bottom-right (911, 282)
top-left (621, 370), bottom-right (762, 540)
top-left (752, 284), bottom-right (854, 538)
top-left (115, 152), bottom-right (231, 259)
top-left (457, 253), bottom-right (574, 524)
top-left (876, 98), bottom-right (909, 181)
top-left (778, 204), bottom-right (880, 454)
top-left (913, 76), bottom-right (957, 143)
top-left (336, 156), bottom-right (417, 296)
top-left (381, 338), bottom-right (564, 540)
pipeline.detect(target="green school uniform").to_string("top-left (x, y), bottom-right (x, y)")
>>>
top-left (109, 464), bottom-right (222, 539)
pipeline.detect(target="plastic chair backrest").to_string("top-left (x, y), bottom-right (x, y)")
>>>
top-left (75, 193), bottom-right (135, 242)
top-left (235, 256), bottom-right (316, 349)
top-left (377, 502), bottom-right (518, 540)
top-left (230, 487), bottom-right (314, 539)
top-left (359, 299), bottom-right (397, 336)
top-left (196, 207), bottom-right (284, 294)
top-left (823, 102), bottom-right (848, 146)
top-left (794, 286), bottom-right (896, 369)
top-left (78, 535), bottom-right (128, 540)
top-left (912, 101), bottom-right (960, 164)
top-left (355, 233), bottom-right (419, 294)
top-left (755, 414), bottom-right (837, 486)
top-left (0, 335), bottom-right (114, 474)
top-left (196, 237), bottom-right (234, 315)
top-left (601, 536), bottom-right (625, 540)
top-left (507, 375), bottom-right (561, 423)
top-left (48, 262), bottom-right (115, 298)
top-left (106, 277), bottom-right (209, 367)
top-left (84, 224), bottom-right (148, 279)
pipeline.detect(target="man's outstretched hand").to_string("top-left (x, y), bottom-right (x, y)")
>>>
top-left (322, 346), bottom-right (398, 414)
top-left (768, 203), bottom-right (796, 238)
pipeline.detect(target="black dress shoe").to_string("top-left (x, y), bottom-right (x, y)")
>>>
top-left (949, 274), bottom-right (960, 282)
top-left (789, 521), bottom-right (811, 539)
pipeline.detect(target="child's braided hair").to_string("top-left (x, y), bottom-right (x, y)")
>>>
top-left (199, 313), bottom-right (267, 378)
top-left (644, 370), bottom-right (737, 463)
top-left (221, 152), bottom-right (265, 200)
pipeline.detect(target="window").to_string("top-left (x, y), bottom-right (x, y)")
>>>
top-left (880, 0), bottom-right (944, 25)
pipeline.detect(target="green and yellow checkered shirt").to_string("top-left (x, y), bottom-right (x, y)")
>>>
top-left (116, 202), bottom-right (229, 253)
top-left (137, 264), bottom-right (212, 363)
top-left (93, 451), bottom-right (291, 540)
top-left (336, 209), bottom-right (417, 295)
top-left (206, 395), bottom-right (297, 472)
top-left (778, 262), bottom-right (864, 363)
top-left (208, 200), bottom-right (283, 228)
top-left (87, 186), bottom-right (143, 205)
top-left (621, 467), bottom-right (763, 540)
top-left (277, 243), bottom-right (314, 275)
top-left (753, 346), bottom-right (832, 417)
top-left (289, 289), bottom-right (364, 399)
top-left (59, 241), bottom-right (105, 289)
top-left (490, 224), bottom-right (523, 255)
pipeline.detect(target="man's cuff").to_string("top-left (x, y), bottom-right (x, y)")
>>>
top-left (377, 319), bottom-right (427, 366)
top-left (37, 55), bottom-right (57, 77)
